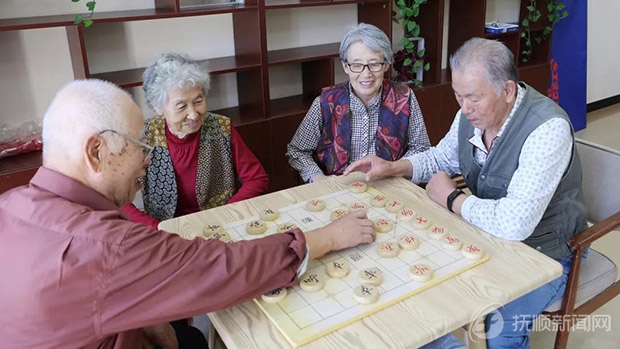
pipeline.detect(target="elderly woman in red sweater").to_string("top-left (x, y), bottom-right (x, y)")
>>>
top-left (122, 52), bottom-right (269, 230)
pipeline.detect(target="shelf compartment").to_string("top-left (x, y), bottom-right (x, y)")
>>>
top-left (270, 95), bottom-right (316, 119)
top-left (0, 4), bottom-right (256, 32)
top-left (265, 0), bottom-right (386, 10)
top-left (91, 55), bottom-right (262, 88)
top-left (212, 105), bottom-right (264, 127)
top-left (268, 43), bottom-right (340, 66)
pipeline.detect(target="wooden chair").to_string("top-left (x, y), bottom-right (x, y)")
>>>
top-left (542, 138), bottom-right (620, 348)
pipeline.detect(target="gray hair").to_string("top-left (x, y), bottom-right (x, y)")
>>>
top-left (340, 23), bottom-right (393, 65)
top-left (449, 38), bottom-right (518, 96)
top-left (142, 52), bottom-right (211, 112)
top-left (42, 79), bottom-right (133, 163)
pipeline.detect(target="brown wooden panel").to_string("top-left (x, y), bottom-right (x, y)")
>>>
top-left (0, 168), bottom-right (38, 194)
top-left (235, 120), bottom-right (274, 190)
top-left (0, 6), bottom-right (258, 31)
top-left (302, 59), bottom-right (333, 100)
top-left (519, 63), bottom-right (551, 95)
top-left (270, 95), bottom-right (315, 119)
top-left (270, 114), bottom-right (306, 191)
top-left (439, 83), bottom-right (460, 139)
top-left (268, 43), bottom-right (340, 66)
top-left (91, 55), bottom-right (262, 88)
top-left (233, 10), bottom-right (267, 118)
top-left (517, 29), bottom-right (552, 67)
top-left (155, 0), bottom-right (179, 12)
top-left (265, 0), bottom-right (386, 10)
top-left (66, 26), bottom-right (89, 79)
top-left (448, 0), bottom-right (485, 65)
top-left (415, 0), bottom-right (446, 85)
top-left (236, 68), bottom-right (267, 123)
top-left (358, 1), bottom-right (391, 39)
top-left (485, 31), bottom-right (520, 64)
top-left (413, 85), bottom-right (442, 145)
top-left (0, 151), bottom-right (41, 194)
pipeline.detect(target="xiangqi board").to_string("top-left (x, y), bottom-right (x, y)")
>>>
top-left (203, 184), bottom-right (489, 347)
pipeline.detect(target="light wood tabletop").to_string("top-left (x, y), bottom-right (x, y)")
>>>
top-left (159, 173), bottom-right (563, 348)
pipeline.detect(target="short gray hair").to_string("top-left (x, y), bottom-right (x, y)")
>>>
top-left (142, 52), bottom-right (211, 112)
top-left (42, 79), bottom-right (133, 163)
top-left (340, 23), bottom-right (393, 65)
top-left (449, 38), bottom-right (518, 96)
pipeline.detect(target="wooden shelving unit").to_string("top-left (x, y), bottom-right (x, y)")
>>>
top-left (0, 0), bottom-right (555, 193)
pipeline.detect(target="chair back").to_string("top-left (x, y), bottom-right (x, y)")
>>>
top-left (575, 138), bottom-right (620, 224)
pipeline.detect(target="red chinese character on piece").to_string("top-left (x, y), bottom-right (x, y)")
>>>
top-left (375, 195), bottom-right (385, 201)
top-left (447, 236), bottom-right (459, 243)
top-left (416, 217), bottom-right (427, 224)
top-left (414, 265), bottom-right (428, 273)
top-left (432, 226), bottom-right (444, 233)
top-left (378, 219), bottom-right (388, 226)
top-left (353, 182), bottom-right (363, 187)
top-left (467, 245), bottom-right (480, 253)
top-left (382, 243), bottom-right (394, 251)
top-left (404, 236), bottom-right (415, 243)
top-left (389, 201), bottom-right (399, 207)
top-left (402, 209), bottom-right (414, 216)
top-left (311, 200), bottom-right (320, 206)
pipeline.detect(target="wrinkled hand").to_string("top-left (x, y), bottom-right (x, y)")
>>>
top-left (426, 171), bottom-right (457, 208)
top-left (142, 323), bottom-right (178, 349)
top-left (306, 210), bottom-right (375, 260)
top-left (343, 155), bottom-right (398, 182)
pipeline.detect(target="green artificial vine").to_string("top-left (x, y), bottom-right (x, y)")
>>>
top-left (392, 0), bottom-right (431, 86)
top-left (71, 0), bottom-right (97, 27)
top-left (520, 0), bottom-right (568, 63)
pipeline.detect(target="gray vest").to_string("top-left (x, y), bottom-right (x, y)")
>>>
top-left (458, 83), bottom-right (587, 259)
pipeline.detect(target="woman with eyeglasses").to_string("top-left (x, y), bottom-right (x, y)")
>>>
top-left (287, 23), bottom-right (431, 183)
top-left (121, 52), bottom-right (269, 230)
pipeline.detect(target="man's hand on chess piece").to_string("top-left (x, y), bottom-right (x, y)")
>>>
top-left (304, 210), bottom-right (375, 260)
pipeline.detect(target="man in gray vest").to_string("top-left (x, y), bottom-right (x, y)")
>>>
top-left (345, 37), bottom-right (587, 348)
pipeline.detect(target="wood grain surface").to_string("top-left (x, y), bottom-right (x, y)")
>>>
top-left (160, 173), bottom-right (563, 348)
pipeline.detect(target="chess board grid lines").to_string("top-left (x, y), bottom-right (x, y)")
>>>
top-left (233, 187), bottom-right (490, 347)
top-left (255, 254), bottom-right (489, 347)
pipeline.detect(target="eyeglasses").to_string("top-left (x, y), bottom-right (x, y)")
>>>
top-left (98, 129), bottom-right (154, 160)
top-left (345, 61), bottom-right (386, 73)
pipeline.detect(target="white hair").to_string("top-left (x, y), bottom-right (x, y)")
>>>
top-left (42, 79), bottom-right (133, 163)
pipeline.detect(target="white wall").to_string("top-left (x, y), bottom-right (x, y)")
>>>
top-left (0, 0), bottom-right (617, 128)
top-left (587, 0), bottom-right (620, 103)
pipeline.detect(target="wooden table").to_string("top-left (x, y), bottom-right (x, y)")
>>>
top-left (159, 173), bottom-right (563, 348)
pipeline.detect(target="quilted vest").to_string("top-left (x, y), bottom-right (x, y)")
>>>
top-left (458, 83), bottom-right (588, 259)
top-left (316, 81), bottom-right (412, 175)
top-left (142, 113), bottom-right (236, 221)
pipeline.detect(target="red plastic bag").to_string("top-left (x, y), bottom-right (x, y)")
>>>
top-left (0, 121), bottom-right (43, 159)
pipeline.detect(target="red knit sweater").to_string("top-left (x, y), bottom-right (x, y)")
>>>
top-left (122, 124), bottom-right (269, 230)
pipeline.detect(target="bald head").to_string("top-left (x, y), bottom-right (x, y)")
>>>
top-left (42, 79), bottom-right (141, 168)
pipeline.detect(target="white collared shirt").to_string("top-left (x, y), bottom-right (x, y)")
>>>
top-left (406, 85), bottom-right (573, 240)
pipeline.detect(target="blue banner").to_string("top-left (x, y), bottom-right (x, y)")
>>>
top-left (548, 0), bottom-right (587, 131)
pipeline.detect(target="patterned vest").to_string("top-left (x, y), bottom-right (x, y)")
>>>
top-left (142, 113), bottom-right (236, 221)
top-left (457, 83), bottom-right (588, 259)
top-left (316, 81), bottom-right (412, 175)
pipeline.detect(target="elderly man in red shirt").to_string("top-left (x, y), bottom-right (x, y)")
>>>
top-left (0, 79), bottom-right (376, 349)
